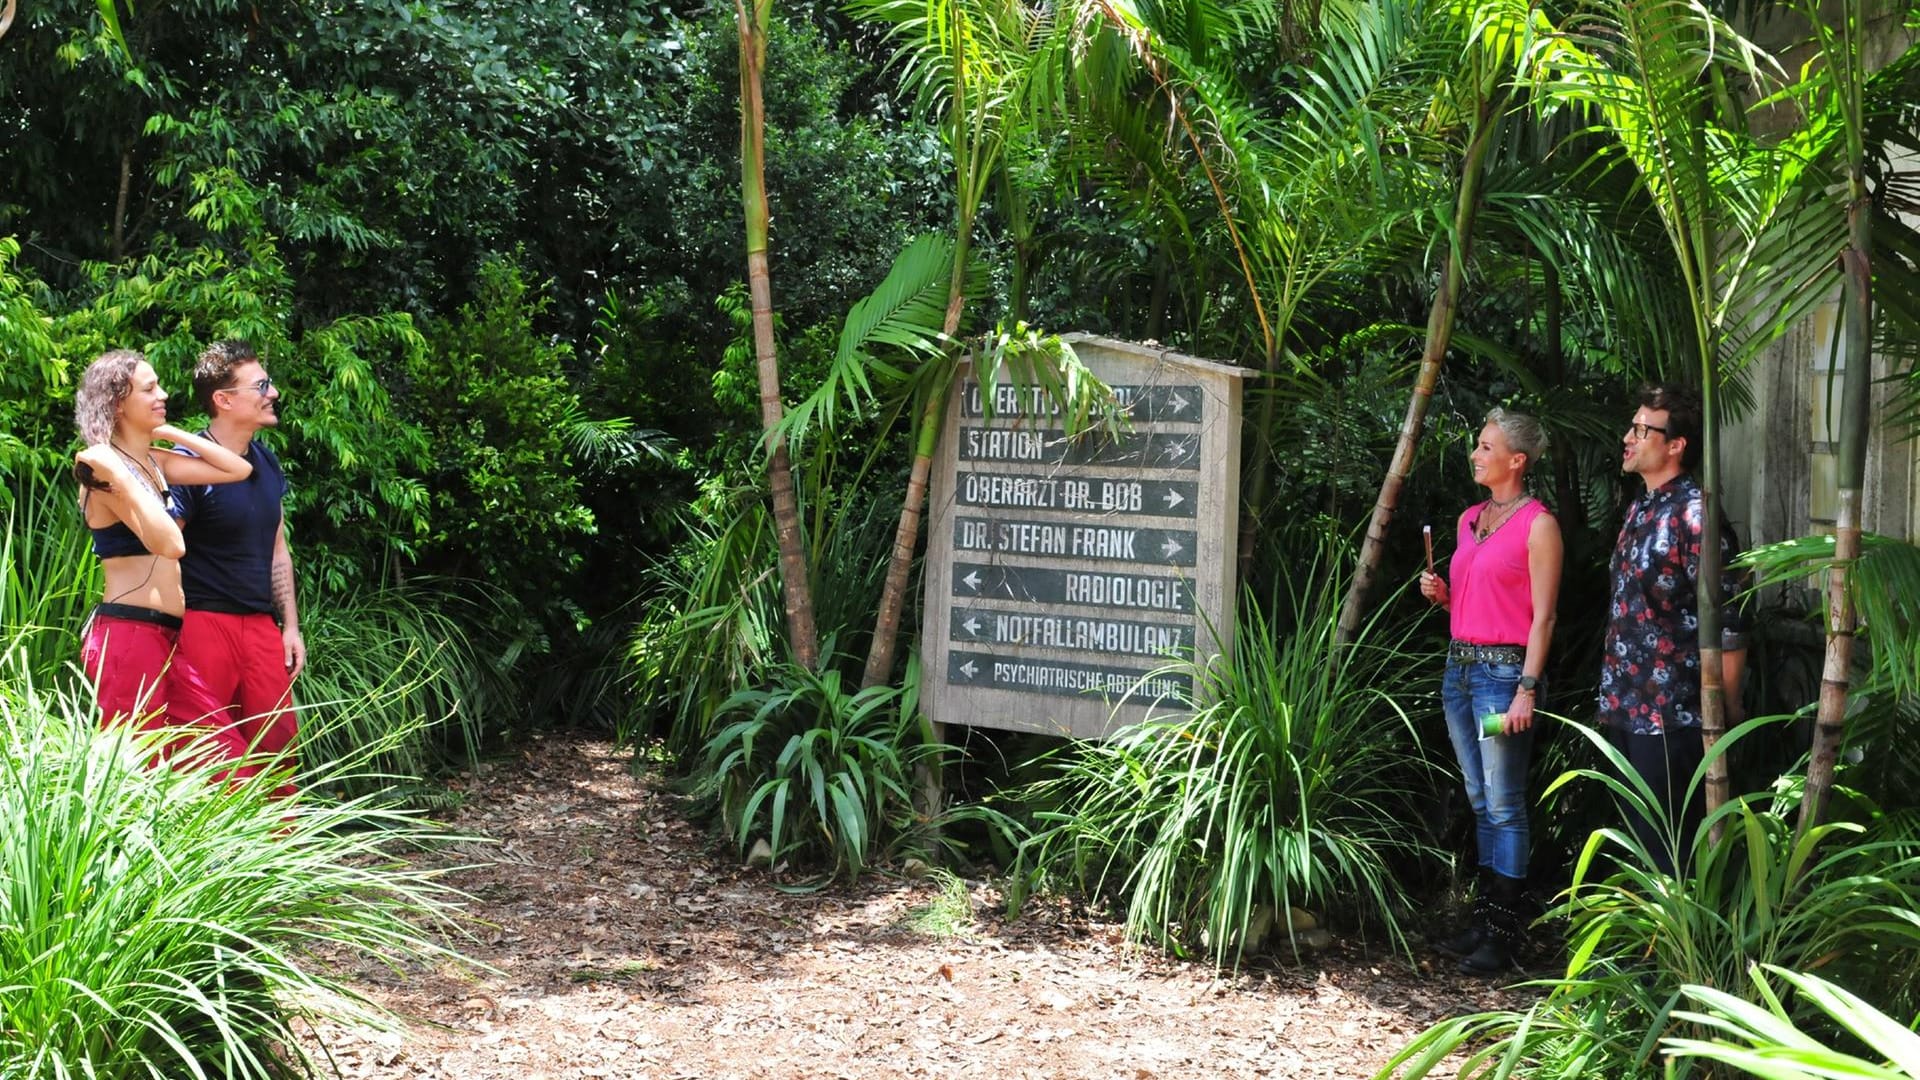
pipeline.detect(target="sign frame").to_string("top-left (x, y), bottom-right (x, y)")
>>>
top-left (919, 334), bottom-right (1245, 739)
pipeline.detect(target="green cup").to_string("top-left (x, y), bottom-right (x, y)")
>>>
top-left (1480, 711), bottom-right (1505, 737)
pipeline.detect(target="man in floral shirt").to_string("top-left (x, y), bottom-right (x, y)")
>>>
top-left (1599, 384), bottom-right (1748, 874)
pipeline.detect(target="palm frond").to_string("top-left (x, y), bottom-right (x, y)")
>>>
top-left (1739, 531), bottom-right (1920, 698)
top-left (1666, 965), bottom-right (1920, 1080)
top-left (776, 233), bottom-right (983, 447)
top-left (553, 400), bottom-right (674, 473)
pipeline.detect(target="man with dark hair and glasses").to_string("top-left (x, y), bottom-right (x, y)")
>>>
top-left (1599, 382), bottom-right (1748, 873)
top-left (171, 340), bottom-right (303, 795)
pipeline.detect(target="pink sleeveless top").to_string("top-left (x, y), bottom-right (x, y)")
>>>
top-left (1449, 499), bottom-right (1549, 646)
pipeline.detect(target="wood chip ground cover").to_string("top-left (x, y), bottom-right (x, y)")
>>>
top-left (303, 735), bottom-right (1525, 1079)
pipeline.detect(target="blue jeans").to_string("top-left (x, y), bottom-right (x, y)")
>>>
top-left (1442, 660), bottom-right (1534, 880)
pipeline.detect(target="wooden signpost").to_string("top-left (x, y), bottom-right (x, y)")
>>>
top-left (920, 335), bottom-right (1245, 739)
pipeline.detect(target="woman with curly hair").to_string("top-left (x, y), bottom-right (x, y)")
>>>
top-left (73, 349), bottom-right (252, 736)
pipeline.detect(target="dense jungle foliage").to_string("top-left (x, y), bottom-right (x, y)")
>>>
top-left (7, 0), bottom-right (1920, 1074)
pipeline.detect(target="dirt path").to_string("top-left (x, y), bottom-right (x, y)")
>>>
top-left (306, 735), bottom-right (1515, 1079)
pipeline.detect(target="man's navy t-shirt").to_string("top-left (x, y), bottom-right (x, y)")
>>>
top-left (177, 438), bottom-right (286, 616)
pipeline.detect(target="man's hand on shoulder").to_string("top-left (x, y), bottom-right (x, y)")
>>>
top-left (283, 624), bottom-right (307, 679)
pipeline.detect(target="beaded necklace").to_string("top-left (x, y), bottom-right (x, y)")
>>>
top-left (1474, 494), bottom-right (1529, 542)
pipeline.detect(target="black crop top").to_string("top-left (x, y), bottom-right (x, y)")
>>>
top-left (87, 486), bottom-right (185, 559)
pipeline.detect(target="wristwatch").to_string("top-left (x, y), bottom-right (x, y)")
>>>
top-left (1517, 675), bottom-right (1541, 693)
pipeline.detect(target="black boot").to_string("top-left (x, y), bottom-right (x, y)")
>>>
top-left (1459, 873), bottom-right (1526, 975)
top-left (1435, 867), bottom-right (1491, 958)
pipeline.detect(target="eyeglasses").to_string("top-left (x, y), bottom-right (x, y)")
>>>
top-left (1626, 421), bottom-right (1669, 441)
top-left (222, 376), bottom-right (274, 396)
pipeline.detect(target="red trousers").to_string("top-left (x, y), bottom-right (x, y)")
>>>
top-left (81, 613), bottom-right (178, 735)
top-left (171, 610), bottom-right (299, 795)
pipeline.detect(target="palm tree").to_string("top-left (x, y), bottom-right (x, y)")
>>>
top-left (1070, 0), bottom-right (1460, 586)
top-left (1527, 0), bottom-right (1839, 826)
top-left (1338, 0), bottom-right (1525, 642)
top-left (847, 0), bottom-right (1074, 690)
top-left (1793, 6), bottom-right (1920, 837)
top-left (738, 0), bottom-right (820, 670)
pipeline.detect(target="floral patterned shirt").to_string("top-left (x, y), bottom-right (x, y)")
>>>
top-left (1598, 474), bottom-right (1749, 735)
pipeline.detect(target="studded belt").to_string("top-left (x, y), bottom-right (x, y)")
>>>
top-left (1448, 641), bottom-right (1525, 666)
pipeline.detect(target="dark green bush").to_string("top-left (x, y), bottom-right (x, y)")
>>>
top-left (697, 653), bottom-right (929, 879)
top-left (409, 258), bottom-right (598, 616)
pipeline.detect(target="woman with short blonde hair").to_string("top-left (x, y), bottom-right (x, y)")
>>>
top-left (1418, 407), bottom-right (1563, 974)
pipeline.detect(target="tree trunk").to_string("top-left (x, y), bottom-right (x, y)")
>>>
top-left (739, 0), bottom-right (819, 671)
top-left (113, 144), bottom-right (133, 263)
top-left (1689, 85), bottom-right (1733, 837)
top-left (862, 200), bottom-right (976, 691)
top-left (1802, 189), bottom-right (1874, 838)
top-left (1336, 95), bottom-right (1502, 644)
top-left (1696, 425), bottom-right (1730, 838)
top-left (863, 382), bottom-right (949, 689)
top-left (1146, 252), bottom-right (1170, 342)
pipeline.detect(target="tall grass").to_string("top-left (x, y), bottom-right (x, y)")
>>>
top-left (1, 467), bottom-right (99, 687)
top-left (1377, 718), bottom-right (1920, 1079)
top-left (297, 580), bottom-right (516, 788)
top-left (626, 479), bottom-right (897, 758)
top-left (628, 490), bottom-right (784, 758)
top-left (0, 649), bottom-right (470, 1079)
top-left (1667, 965), bottom-right (1920, 1079)
top-left (1018, 551), bottom-right (1443, 968)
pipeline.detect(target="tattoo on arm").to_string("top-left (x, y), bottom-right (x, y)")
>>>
top-left (272, 557), bottom-right (297, 625)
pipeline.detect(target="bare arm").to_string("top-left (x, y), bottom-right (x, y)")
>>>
top-left (152, 424), bottom-right (252, 485)
top-left (75, 444), bottom-right (186, 559)
top-left (1505, 512), bottom-right (1563, 734)
top-left (1721, 649), bottom-right (1748, 725)
top-left (272, 515), bottom-right (306, 678)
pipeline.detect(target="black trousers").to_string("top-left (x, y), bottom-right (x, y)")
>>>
top-left (1604, 725), bottom-right (1707, 876)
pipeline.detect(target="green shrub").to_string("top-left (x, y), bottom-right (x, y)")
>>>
top-left (297, 581), bottom-right (519, 788)
top-left (1377, 719), bottom-right (1920, 1080)
top-left (409, 258), bottom-right (599, 617)
top-left (697, 651), bottom-right (929, 880)
top-left (1018, 552), bottom-right (1442, 968)
top-left (627, 485), bottom-right (786, 758)
top-left (626, 474), bottom-right (897, 757)
top-left (0, 659), bottom-right (468, 1079)
top-left (0, 210), bottom-right (435, 600)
